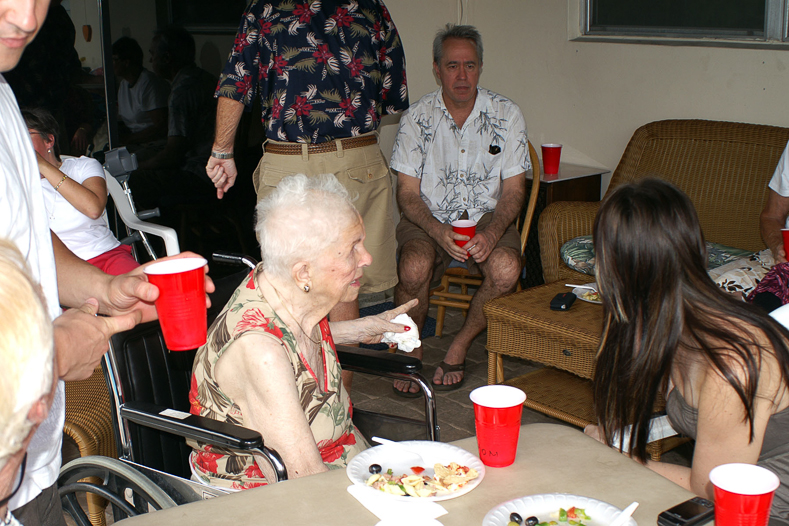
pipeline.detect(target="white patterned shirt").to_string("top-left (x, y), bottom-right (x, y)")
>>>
top-left (390, 87), bottom-right (530, 223)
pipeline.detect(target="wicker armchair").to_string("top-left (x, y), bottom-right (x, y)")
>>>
top-left (539, 119), bottom-right (789, 284)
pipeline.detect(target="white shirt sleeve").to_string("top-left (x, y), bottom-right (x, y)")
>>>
top-left (389, 107), bottom-right (423, 178)
top-left (768, 141), bottom-right (789, 197)
top-left (499, 104), bottom-right (530, 179)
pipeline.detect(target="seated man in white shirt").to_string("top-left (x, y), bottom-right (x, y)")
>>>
top-left (112, 36), bottom-right (170, 161)
top-left (389, 24), bottom-right (529, 394)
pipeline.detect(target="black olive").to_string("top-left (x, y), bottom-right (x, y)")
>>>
top-left (510, 512), bottom-right (523, 524)
top-left (526, 516), bottom-right (539, 526)
top-left (369, 463), bottom-right (382, 474)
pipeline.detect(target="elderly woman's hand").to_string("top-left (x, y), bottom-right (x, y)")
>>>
top-left (329, 299), bottom-right (419, 345)
top-left (358, 299), bottom-right (419, 344)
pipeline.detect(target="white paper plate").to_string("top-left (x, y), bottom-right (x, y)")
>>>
top-left (483, 493), bottom-right (637, 526)
top-left (347, 441), bottom-right (485, 502)
top-left (572, 284), bottom-right (602, 304)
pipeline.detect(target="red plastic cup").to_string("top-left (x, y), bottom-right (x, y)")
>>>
top-left (782, 229), bottom-right (789, 253)
top-left (144, 257), bottom-right (208, 351)
top-left (541, 144), bottom-right (563, 175)
top-left (709, 463), bottom-right (780, 526)
top-left (451, 219), bottom-right (477, 251)
top-left (469, 385), bottom-right (527, 467)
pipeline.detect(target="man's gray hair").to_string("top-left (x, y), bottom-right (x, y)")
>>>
top-left (256, 174), bottom-right (359, 280)
top-left (0, 239), bottom-right (54, 470)
top-left (432, 24), bottom-right (483, 65)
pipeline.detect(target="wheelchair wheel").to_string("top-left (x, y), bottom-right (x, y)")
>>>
top-left (58, 456), bottom-right (177, 526)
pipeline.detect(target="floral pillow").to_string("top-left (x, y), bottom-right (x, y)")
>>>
top-left (560, 235), bottom-right (756, 276)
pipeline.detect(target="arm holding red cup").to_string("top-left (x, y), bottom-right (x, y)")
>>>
top-left (463, 172), bottom-right (525, 264)
top-left (396, 171), bottom-right (474, 262)
top-left (51, 232), bottom-right (214, 381)
top-left (760, 189), bottom-right (789, 264)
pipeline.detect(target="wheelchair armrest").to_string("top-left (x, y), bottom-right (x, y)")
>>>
top-left (120, 400), bottom-right (262, 450)
top-left (335, 344), bottom-right (422, 374)
top-left (120, 400), bottom-right (289, 481)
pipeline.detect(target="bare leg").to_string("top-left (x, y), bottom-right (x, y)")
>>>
top-left (392, 239), bottom-right (435, 394)
top-left (330, 299), bottom-right (359, 393)
top-left (434, 247), bottom-right (521, 386)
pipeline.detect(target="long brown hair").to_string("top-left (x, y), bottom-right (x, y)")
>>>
top-left (592, 178), bottom-right (789, 461)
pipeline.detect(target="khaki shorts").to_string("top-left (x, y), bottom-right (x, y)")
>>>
top-left (253, 137), bottom-right (397, 294)
top-left (396, 213), bottom-right (521, 280)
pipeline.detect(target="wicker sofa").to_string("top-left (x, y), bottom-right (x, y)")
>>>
top-left (483, 120), bottom-right (789, 454)
top-left (539, 119), bottom-right (789, 285)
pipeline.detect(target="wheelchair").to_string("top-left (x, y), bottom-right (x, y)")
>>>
top-left (59, 254), bottom-right (439, 525)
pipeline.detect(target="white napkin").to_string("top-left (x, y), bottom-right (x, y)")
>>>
top-left (381, 313), bottom-right (421, 352)
top-left (347, 484), bottom-right (447, 523)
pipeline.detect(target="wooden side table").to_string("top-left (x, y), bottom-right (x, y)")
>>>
top-left (483, 281), bottom-right (687, 460)
top-left (520, 163), bottom-right (608, 288)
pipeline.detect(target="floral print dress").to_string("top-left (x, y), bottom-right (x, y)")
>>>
top-left (188, 265), bottom-right (368, 489)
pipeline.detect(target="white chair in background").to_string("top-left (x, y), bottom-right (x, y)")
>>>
top-left (105, 173), bottom-right (180, 257)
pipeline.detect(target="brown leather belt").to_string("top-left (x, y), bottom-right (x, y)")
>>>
top-left (264, 134), bottom-right (378, 155)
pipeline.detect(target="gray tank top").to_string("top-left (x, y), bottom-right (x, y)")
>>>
top-left (666, 389), bottom-right (789, 526)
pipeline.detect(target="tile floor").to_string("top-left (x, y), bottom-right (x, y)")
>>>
top-left (350, 304), bottom-right (563, 443)
top-left (350, 298), bottom-right (693, 466)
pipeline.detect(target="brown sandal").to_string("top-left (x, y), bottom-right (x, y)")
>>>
top-left (432, 361), bottom-right (466, 391)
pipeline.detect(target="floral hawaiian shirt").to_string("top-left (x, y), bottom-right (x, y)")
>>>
top-left (216, 0), bottom-right (408, 144)
top-left (187, 265), bottom-right (367, 489)
top-left (389, 87), bottom-right (530, 224)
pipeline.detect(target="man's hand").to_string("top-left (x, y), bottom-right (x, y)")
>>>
top-left (206, 157), bottom-right (238, 199)
top-left (103, 252), bottom-right (215, 322)
top-left (54, 298), bottom-right (141, 381)
top-left (432, 223), bottom-right (472, 262)
top-left (466, 227), bottom-right (499, 263)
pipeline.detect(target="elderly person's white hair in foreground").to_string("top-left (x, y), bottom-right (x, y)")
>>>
top-left (256, 173), bottom-right (359, 278)
top-left (0, 239), bottom-right (54, 514)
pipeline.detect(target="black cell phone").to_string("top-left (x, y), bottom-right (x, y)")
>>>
top-left (657, 497), bottom-right (714, 526)
top-left (550, 292), bottom-right (576, 311)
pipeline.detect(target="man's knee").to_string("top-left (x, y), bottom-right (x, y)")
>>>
top-left (482, 248), bottom-right (521, 290)
top-left (397, 240), bottom-right (435, 286)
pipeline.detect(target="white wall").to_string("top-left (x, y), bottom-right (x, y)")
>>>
top-left (383, 0), bottom-right (789, 195)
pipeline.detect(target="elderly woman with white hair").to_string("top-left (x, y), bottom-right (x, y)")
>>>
top-left (188, 173), bottom-right (417, 489)
top-left (0, 240), bottom-right (56, 525)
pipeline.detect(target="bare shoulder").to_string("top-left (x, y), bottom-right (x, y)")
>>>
top-left (215, 332), bottom-right (291, 394)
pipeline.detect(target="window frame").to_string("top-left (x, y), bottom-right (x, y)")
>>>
top-left (572, 0), bottom-right (789, 48)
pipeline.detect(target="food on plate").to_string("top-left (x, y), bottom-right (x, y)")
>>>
top-left (369, 463), bottom-right (382, 474)
top-left (365, 462), bottom-right (479, 497)
top-left (508, 508), bottom-right (592, 526)
top-left (581, 290), bottom-right (600, 302)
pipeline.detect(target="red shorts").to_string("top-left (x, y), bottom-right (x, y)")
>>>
top-left (87, 244), bottom-right (140, 275)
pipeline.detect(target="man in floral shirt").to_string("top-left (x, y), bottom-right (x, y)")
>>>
top-left (390, 25), bottom-right (530, 394)
top-left (205, 0), bottom-right (408, 355)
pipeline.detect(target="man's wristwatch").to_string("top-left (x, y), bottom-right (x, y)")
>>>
top-left (211, 151), bottom-right (234, 159)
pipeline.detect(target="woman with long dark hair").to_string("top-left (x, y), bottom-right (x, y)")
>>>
top-left (588, 178), bottom-right (789, 522)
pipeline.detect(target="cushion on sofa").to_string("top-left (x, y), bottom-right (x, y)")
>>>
top-left (560, 235), bottom-right (756, 276)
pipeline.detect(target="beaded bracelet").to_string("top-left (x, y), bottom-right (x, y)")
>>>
top-left (55, 174), bottom-right (69, 191)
